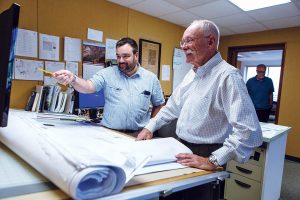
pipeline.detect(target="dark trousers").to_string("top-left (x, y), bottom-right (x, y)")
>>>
top-left (256, 108), bottom-right (271, 122)
top-left (160, 139), bottom-right (223, 200)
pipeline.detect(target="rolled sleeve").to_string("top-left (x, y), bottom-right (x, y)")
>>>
top-left (151, 78), bottom-right (165, 106)
top-left (213, 128), bottom-right (263, 165)
top-left (89, 71), bottom-right (105, 92)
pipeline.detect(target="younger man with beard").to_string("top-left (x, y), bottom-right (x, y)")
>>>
top-left (54, 37), bottom-right (164, 134)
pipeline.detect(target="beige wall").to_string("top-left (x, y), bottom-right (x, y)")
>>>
top-left (0, 0), bottom-right (184, 108)
top-left (219, 27), bottom-right (300, 158)
top-left (1, 1), bottom-right (299, 158)
top-left (127, 10), bottom-right (184, 95)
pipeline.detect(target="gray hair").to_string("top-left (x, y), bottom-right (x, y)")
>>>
top-left (190, 20), bottom-right (220, 48)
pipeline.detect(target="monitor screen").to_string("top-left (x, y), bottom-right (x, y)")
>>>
top-left (0, 3), bottom-right (20, 127)
top-left (77, 89), bottom-right (105, 109)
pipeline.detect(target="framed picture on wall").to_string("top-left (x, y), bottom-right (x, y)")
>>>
top-left (139, 39), bottom-right (161, 78)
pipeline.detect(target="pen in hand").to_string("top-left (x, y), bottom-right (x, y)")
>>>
top-left (38, 68), bottom-right (55, 77)
top-left (38, 68), bottom-right (68, 91)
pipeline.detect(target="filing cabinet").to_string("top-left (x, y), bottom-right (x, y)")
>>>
top-left (225, 173), bottom-right (261, 200)
top-left (225, 147), bottom-right (265, 200)
top-left (225, 124), bottom-right (290, 200)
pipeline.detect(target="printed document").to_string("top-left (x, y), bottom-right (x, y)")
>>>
top-left (39, 33), bottom-right (60, 61)
top-left (15, 28), bottom-right (38, 58)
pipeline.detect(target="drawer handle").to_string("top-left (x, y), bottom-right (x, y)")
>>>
top-left (236, 166), bottom-right (252, 174)
top-left (234, 179), bottom-right (251, 189)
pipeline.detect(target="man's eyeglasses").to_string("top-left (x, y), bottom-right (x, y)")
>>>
top-left (179, 35), bottom-right (210, 47)
top-left (256, 70), bottom-right (266, 74)
top-left (180, 37), bottom-right (197, 47)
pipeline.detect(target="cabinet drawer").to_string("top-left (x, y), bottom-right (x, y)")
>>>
top-left (248, 147), bottom-right (266, 167)
top-left (227, 161), bottom-right (262, 181)
top-left (225, 173), bottom-right (261, 200)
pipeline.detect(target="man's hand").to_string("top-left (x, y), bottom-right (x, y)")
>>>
top-left (136, 128), bottom-right (153, 140)
top-left (176, 153), bottom-right (218, 171)
top-left (53, 70), bottom-right (74, 85)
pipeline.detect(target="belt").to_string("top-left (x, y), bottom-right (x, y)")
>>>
top-left (106, 127), bottom-right (139, 134)
top-left (117, 129), bottom-right (138, 133)
top-left (178, 138), bottom-right (222, 157)
top-left (179, 138), bottom-right (221, 146)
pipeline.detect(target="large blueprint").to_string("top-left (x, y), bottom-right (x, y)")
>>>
top-left (0, 110), bottom-right (192, 199)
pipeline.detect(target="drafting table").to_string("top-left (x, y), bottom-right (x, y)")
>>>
top-left (0, 141), bottom-right (228, 200)
top-left (0, 109), bottom-right (229, 200)
top-left (0, 110), bottom-right (291, 200)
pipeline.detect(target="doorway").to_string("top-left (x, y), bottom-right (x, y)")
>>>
top-left (227, 43), bottom-right (286, 124)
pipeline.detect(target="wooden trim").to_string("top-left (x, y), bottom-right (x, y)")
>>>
top-left (227, 43), bottom-right (286, 124)
top-left (124, 170), bottom-right (212, 191)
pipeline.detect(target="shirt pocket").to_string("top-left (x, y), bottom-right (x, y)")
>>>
top-left (138, 92), bottom-right (151, 112)
top-left (106, 85), bottom-right (122, 104)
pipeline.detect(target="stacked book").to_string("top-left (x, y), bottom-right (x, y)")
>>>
top-left (25, 85), bottom-right (75, 114)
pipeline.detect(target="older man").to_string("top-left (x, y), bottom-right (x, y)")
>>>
top-left (137, 20), bottom-right (262, 199)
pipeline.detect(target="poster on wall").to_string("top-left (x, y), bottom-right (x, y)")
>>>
top-left (139, 39), bottom-right (161, 78)
top-left (82, 40), bottom-right (105, 66)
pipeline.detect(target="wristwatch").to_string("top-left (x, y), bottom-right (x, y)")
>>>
top-left (208, 154), bottom-right (219, 167)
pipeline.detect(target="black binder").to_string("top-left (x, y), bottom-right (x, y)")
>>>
top-left (25, 90), bottom-right (36, 111)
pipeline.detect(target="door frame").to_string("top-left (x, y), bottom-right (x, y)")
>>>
top-left (227, 43), bottom-right (286, 124)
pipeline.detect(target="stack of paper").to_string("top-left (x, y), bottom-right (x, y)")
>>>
top-left (0, 110), bottom-right (192, 199)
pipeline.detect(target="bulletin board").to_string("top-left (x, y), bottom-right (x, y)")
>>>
top-left (1, 0), bottom-right (184, 108)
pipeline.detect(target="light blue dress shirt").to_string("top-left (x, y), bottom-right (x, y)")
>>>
top-left (145, 52), bottom-right (263, 165)
top-left (89, 66), bottom-right (164, 131)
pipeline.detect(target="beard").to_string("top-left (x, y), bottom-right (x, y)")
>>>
top-left (118, 58), bottom-right (137, 74)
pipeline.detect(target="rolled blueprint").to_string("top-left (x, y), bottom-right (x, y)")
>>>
top-left (0, 110), bottom-right (192, 199)
top-left (0, 110), bottom-right (145, 199)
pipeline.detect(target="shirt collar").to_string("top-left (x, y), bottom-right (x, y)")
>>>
top-left (255, 76), bottom-right (266, 81)
top-left (193, 52), bottom-right (223, 77)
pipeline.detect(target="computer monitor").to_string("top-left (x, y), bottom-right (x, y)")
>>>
top-left (74, 89), bottom-right (105, 110)
top-left (0, 3), bottom-right (20, 127)
top-left (74, 90), bottom-right (105, 121)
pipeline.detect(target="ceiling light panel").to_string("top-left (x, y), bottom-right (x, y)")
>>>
top-left (229, 0), bottom-right (291, 11)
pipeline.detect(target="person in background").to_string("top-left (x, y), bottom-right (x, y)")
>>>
top-left (246, 64), bottom-right (274, 122)
top-left (54, 37), bottom-right (165, 135)
top-left (137, 20), bottom-right (263, 200)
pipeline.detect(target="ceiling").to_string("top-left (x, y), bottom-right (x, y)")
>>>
top-left (238, 50), bottom-right (283, 62)
top-left (107, 0), bottom-right (300, 36)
